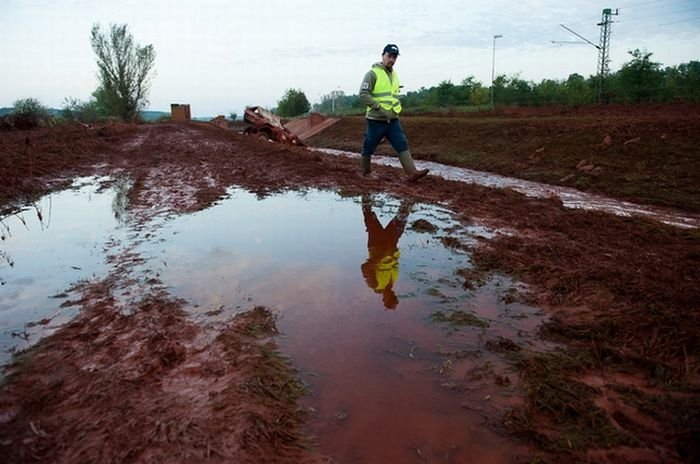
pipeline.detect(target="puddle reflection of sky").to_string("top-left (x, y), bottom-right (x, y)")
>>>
top-left (133, 189), bottom-right (474, 318)
top-left (0, 178), bottom-right (126, 363)
top-left (1, 182), bottom-right (543, 375)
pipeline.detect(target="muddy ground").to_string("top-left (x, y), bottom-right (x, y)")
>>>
top-left (1, 107), bottom-right (699, 463)
top-left (309, 104), bottom-right (700, 213)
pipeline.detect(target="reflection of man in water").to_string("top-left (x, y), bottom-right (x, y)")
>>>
top-left (361, 196), bottom-right (412, 310)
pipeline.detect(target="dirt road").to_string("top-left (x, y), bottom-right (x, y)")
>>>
top-left (1, 119), bottom-right (698, 463)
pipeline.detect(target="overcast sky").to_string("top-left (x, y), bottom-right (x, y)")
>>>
top-left (1, 0), bottom-right (699, 117)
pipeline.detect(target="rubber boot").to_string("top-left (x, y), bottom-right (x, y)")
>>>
top-left (361, 156), bottom-right (372, 175)
top-left (398, 150), bottom-right (429, 182)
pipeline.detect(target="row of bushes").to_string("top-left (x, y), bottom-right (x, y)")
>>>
top-left (0, 98), bottom-right (55, 130)
top-left (0, 97), bottom-right (175, 131)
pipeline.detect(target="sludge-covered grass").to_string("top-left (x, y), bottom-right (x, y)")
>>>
top-left (451, 206), bottom-right (700, 460)
top-left (503, 349), bottom-right (639, 453)
top-left (429, 309), bottom-right (490, 328)
top-left (0, 285), bottom-right (325, 463)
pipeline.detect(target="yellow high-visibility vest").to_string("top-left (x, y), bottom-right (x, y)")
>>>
top-left (373, 251), bottom-right (400, 291)
top-left (367, 67), bottom-right (402, 115)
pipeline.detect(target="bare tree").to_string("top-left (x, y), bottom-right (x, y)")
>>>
top-left (90, 23), bottom-right (156, 121)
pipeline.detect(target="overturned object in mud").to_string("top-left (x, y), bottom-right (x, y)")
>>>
top-left (243, 106), bottom-right (305, 147)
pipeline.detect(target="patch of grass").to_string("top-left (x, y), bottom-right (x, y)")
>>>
top-left (430, 309), bottom-right (489, 328)
top-left (218, 306), bottom-right (314, 454)
top-left (612, 385), bottom-right (700, 463)
top-left (410, 218), bottom-right (438, 233)
top-left (505, 349), bottom-right (639, 452)
top-left (456, 267), bottom-right (487, 291)
top-left (485, 336), bottom-right (522, 353)
top-left (440, 236), bottom-right (464, 249)
top-left (234, 305), bottom-right (278, 338)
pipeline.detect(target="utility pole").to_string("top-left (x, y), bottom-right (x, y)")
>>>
top-left (331, 86), bottom-right (341, 114)
top-left (491, 34), bottom-right (502, 109)
top-left (597, 8), bottom-right (619, 103)
top-left (556, 7), bottom-right (619, 104)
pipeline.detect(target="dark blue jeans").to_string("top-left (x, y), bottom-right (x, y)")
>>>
top-left (362, 119), bottom-right (408, 157)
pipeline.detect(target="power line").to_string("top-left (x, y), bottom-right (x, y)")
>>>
top-left (616, 0), bottom-right (663, 9)
top-left (618, 6), bottom-right (700, 23)
top-left (615, 14), bottom-right (700, 37)
top-left (657, 15), bottom-right (700, 26)
top-left (616, 0), bottom-right (693, 14)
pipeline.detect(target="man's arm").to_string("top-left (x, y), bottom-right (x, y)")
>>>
top-left (359, 70), bottom-right (379, 109)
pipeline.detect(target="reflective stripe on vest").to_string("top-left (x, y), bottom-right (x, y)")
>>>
top-left (367, 67), bottom-right (402, 114)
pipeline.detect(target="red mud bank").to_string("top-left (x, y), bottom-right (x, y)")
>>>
top-left (0, 281), bottom-right (323, 463)
top-left (1, 121), bottom-right (699, 463)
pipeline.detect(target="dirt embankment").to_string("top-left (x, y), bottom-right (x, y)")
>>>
top-left (0, 287), bottom-right (320, 463)
top-left (1, 120), bottom-right (699, 463)
top-left (307, 104), bottom-right (700, 213)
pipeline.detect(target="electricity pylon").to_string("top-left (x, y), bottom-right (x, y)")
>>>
top-left (596, 8), bottom-right (619, 103)
top-left (556, 8), bottom-right (619, 104)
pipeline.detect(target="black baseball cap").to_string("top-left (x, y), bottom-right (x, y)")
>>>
top-left (383, 44), bottom-right (400, 56)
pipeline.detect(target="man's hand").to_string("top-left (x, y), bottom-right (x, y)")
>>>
top-left (380, 108), bottom-right (395, 120)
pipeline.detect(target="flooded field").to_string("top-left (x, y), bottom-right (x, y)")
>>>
top-left (1, 178), bottom-right (546, 461)
top-left (2, 120), bottom-right (697, 463)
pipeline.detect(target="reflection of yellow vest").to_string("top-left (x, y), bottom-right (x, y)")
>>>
top-left (374, 251), bottom-right (400, 291)
top-left (367, 67), bottom-right (402, 114)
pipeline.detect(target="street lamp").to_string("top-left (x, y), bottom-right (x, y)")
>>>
top-left (491, 34), bottom-right (503, 109)
top-left (331, 86), bottom-right (341, 114)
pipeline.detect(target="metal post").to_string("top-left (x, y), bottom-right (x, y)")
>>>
top-left (596, 8), bottom-right (619, 103)
top-left (491, 34), bottom-right (502, 109)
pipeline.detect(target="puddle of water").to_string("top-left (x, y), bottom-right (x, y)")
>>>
top-left (0, 177), bottom-right (128, 364)
top-left (2, 182), bottom-right (544, 461)
top-left (315, 148), bottom-right (700, 229)
top-left (125, 188), bottom-right (540, 461)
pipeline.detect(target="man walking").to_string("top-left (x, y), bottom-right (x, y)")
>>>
top-left (359, 44), bottom-right (429, 182)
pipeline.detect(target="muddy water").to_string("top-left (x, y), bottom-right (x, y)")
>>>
top-left (315, 148), bottom-right (700, 229)
top-left (0, 177), bottom-right (128, 363)
top-left (1, 182), bottom-right (545, 461)
top-left (138, 189), bottom-right (541, 462)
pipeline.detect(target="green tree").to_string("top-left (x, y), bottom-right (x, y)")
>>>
top-left (563, 73), bottom-right (594, 107)
top-left (11, 98), bottom-right (51, 129)
top-left (62, 97), bottom-right (105, 123)
top-left (276, 88), bottom-right (310, 117)
top-left (469, 87), bottom-right (490, 105)
top-left (615, 49), bottom-right (664, 103)
top-left (429, 80), bottom-right (462, 107)
top-left (665, 61), bottom-right (700, 102)
top-left (491, 74), bottom-right (508, 105)
top-left (504, 75), bottom-right (534, 105)
top-left (461, 76), bottom-right (485, 105)
top-left (90, 23), bottom-right (156, 121)
top-left (533, 79), bottom-right (564, 106)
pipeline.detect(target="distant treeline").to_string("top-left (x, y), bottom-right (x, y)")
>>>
top-left (314, 50), bottom-right (700, 114)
